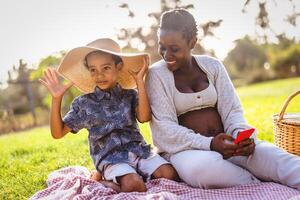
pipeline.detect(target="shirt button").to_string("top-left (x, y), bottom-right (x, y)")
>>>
top-left (197, 95), bottom-right (201, 99)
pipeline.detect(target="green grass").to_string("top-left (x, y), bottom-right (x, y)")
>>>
top-left (1, 77), bottom-right (300, 199)
top-left (238, 77), bottom-right (300, 141)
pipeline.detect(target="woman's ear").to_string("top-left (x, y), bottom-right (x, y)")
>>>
top-left (189, 36), bottom-right (197, 49)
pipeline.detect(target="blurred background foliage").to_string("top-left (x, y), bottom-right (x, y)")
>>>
top-left (0, 0), bottom-right (299, 134)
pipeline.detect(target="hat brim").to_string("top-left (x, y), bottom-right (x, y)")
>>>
top-left (57, 46), bottom-right (149, 93)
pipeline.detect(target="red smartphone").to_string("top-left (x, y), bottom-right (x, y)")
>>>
top-left (234, 128), bottom-right (255, 144)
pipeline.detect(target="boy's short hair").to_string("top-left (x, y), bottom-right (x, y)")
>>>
top-left (83, 50), bottom-right (123, 69)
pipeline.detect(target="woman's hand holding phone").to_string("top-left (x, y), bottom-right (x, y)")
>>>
top-left (234, 128), bottom-right (256, 156)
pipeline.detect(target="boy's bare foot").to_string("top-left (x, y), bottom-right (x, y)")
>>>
top-left (90, 170), bottom-right (121, 192)
top-left (90, 170), bottom-right (102, 182)
top-left (99, 180), bottom-right (121, 192)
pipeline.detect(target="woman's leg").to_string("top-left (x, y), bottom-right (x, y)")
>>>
top-left (229, 141), bottom-right (300, 190)
top-left (170, 150), bottom-right (260, 189)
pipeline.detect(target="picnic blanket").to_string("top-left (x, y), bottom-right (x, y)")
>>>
top-left (30, 166), bottom-right (300, 200)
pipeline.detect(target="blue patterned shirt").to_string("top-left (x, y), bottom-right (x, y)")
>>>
top-left (63, 84), bottom-right (151, 171)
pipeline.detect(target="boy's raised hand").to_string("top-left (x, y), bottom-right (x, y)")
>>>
top-left (128, 56), bottom-right (149, 82)
top-left (39, 68), bottom-right (73, 98)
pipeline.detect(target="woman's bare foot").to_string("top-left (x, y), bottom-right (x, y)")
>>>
top-left (90, 170), bottom-right (121, 192)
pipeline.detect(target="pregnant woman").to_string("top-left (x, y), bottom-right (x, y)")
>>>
top-left (146, 8), bottom-right (300, 190)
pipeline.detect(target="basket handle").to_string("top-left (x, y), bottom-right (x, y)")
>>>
top-left (278, 90), bottom-right (300, 121)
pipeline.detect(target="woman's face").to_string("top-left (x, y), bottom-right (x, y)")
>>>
top-left (158, 29), bottom-right (193, 71)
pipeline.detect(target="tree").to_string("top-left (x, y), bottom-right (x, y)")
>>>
top-left (271, 44), bottom-right (300, 77)
top-left (224, 36), bottom-right (267, 80)
top-left (30, 52), bottom-right (81, 112)
top-left (243, 0), bottom-right (300, 42)
top-left (6, 59), bottom-right (39, 124)
top-left (117, 0), bottom-right (222, 62)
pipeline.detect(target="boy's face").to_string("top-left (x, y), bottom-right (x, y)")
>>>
top-left (86, 52), bottom-right (122, 91)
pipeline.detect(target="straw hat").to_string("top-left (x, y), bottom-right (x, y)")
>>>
top-left (57, 38), bottom-right (149, 93)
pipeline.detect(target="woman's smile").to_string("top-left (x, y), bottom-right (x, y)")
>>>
top-left (165, 60), bottom-right (177, 68)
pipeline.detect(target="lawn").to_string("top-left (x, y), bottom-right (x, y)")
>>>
top-left (1, 77), bottom-right (300, 199)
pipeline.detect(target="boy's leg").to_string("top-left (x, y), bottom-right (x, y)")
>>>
top-left (104, 163), bottom-right (147, 192)
top-left (138, 153), bottom-right (180, 181)
top-left (90, 169), bottom-right (121, 192)
top-left (228, 141), bottom-right (300, 190)
top-left (116, 173), bottom-right (147, 192)
top-left (99, 180), bottom-right (121, 192)
top-left (151, 164), bottom-right (180, 181)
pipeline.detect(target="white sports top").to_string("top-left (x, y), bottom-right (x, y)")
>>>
top-left (173, 73), bottom-right (218, 116)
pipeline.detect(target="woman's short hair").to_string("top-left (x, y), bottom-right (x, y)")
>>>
top-left (159, 8), bottom-right (198, 42)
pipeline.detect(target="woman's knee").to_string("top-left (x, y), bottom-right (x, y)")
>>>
top-left (171, 150), bottom-right (223, 172)
top-left (170, 150), bottom-right (224, 187)
top-left (250, 141), bottom-right (285, 165)
top-left (117, 173), bottom-right (146, 192)
top-left (151, 164), bottom-right (180, 181)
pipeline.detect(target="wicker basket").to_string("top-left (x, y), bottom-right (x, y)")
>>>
top-left (273, 90), bottom-right (300, 156)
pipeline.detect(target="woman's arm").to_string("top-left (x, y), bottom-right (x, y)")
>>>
top-left (146, 67), bottom-right (213, 154)
top-left (210, 57), bottom-right (256, 156)
top-left (211, 57), bottom-right (257, 139)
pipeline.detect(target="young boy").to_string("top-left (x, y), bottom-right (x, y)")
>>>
top-left (39, 38), bottom-right (179, 193)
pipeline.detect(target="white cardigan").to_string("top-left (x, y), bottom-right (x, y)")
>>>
top-left (145, 55), bottom-right (256, 154)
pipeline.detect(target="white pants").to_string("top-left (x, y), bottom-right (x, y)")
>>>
top-left (170, 141), bottom-right (300, 190)
top-left (100, 152), bottom-right (169, 183)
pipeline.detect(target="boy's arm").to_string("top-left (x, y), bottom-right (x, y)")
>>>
top-left (135, 79), bottom-right (151, 123)
top-left (129, 56), bottom-right (151, 123)
top-left (39, 68), bottom-right (73, 139)
top-left (51, 96), bottom-right (71, 139)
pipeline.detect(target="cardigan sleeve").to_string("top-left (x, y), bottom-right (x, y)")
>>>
top-left (211, 57), bottom-right (257, 139)
top-left (146, 68), bottom-right (213, 154)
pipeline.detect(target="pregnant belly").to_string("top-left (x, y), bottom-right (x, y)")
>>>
top-left (178, 107), bottom-right (224, 137)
